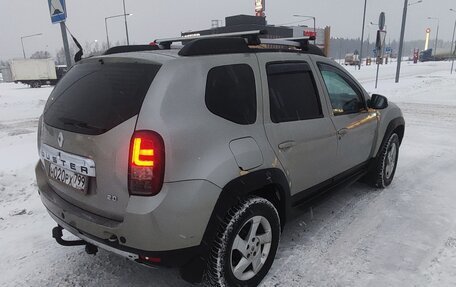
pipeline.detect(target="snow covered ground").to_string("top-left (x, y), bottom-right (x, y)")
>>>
top-left (1, 61), bottom-right (455, 286)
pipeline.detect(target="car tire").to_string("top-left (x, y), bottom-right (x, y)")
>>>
top-left (368, 132), bottom-right (400, 188)
top-left (203, 197), bottom-right (280, 287)
top-left (31, 82), bottom-right (41, 88)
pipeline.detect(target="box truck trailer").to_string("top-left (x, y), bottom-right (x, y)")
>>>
top-left (10, 59), bottom-right (66, 88)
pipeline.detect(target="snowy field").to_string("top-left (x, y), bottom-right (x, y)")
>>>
top-left (1, 60), bottom-right (456, 286)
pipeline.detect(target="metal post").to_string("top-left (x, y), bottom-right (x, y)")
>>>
top-left (105, 18), bottom-right (110, 49)
top-left (375, 61), bottom-right (380, 88)
top-left (359, 0), bottom-right (368, 70)
top-left (21, 38), bottom-right (26, 59)
top-left (60, 22), bottom-right (72, 67)
top-left (313, 17), bottom-right (316, 45)
top-left (434, 20), bottom-right (439, 57)
top-left (451, 18), bottom-right (456, 74)
top-left (123, 0), bottom-right (130, 45)
top-left (395, 0), bottom-right (409, 83)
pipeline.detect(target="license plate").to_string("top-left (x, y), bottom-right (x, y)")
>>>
top-left (49, 164), bottom-right (87, 190)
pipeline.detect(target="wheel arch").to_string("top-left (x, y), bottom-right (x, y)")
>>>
top-left (374, 116), bottom-right (405, 157)
top-left (180, 168), bottom-right (291, 283)
top-left (201, 168), bottom-right (291, 248)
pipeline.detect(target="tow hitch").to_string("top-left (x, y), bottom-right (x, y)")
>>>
top-left (52, 226), bottom-right (98, 255)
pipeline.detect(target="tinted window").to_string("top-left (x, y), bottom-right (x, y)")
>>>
top-left (318, 64), bottom-right (365, 115)
top-left (44, 60), bottom-right (160, 135)
top-left (205, 64), bottom-right (256, 125)
top-left (267, 62), bottom-right (322, 123)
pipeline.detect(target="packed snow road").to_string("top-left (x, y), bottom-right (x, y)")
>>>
top-left (0, 61), bottom-right (455, 286)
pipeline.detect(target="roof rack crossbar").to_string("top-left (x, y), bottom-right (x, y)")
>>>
top-left (155, 30), bottom-right (266, 49)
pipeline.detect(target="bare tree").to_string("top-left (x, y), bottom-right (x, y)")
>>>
top-left (30, 51), bottom-right (52, 59)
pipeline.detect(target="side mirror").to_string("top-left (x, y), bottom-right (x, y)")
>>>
top-left (368, 94), bottom-right (388, 109)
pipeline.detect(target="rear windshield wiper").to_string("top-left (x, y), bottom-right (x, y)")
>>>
top-left (59, 117), bottom-right (107, 133)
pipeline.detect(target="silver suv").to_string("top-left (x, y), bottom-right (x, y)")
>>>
top-left (36, 31), bottom-right (404, 287)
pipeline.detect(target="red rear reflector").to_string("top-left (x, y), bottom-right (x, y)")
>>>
top-left (139, 255), bottom-right (161, 263)
top-left (128, 130), bottom-right (165, 196)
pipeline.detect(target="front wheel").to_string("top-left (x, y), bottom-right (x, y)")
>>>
top-left (204, 197), bottom-right (281, 287)
top-left (367, 132), bottom-right (400, 188)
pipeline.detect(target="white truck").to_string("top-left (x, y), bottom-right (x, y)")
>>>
top-left (10, 59), bottom-right (65, 88)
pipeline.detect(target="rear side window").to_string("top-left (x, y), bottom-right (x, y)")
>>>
top-left (267, 62), bottom-right (323, 123)
top-left (205, 64), bottom-right (257, 125)
top-left (44, 60), bottom-right (161, 135)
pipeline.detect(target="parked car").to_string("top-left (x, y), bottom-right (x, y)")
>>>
top-left (344, 53), bottom-right (360, 66)
top-left (36, 31), bottom-right (404, 287)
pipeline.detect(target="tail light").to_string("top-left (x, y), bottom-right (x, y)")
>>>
top-left (128, 130), bottom-right (165, 196)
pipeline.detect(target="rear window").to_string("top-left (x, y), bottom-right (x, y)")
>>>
top-left (44, 59), bottom-right (161, 135)
top-left (267, 62), bottom-right (322, 123)
top-left (205, 64), bottom-right (257, 125)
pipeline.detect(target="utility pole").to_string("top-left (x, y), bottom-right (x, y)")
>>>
top-left (359, 0), bottom-right (368, 69)
top-left (395, 0), bottom-right (409, 83)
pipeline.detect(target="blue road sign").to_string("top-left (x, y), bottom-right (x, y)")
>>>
top-left (48, 0), bottom-right (67, 24)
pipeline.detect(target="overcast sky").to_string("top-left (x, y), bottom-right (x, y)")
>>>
top-left (1, 0), bottom-right (455, 60)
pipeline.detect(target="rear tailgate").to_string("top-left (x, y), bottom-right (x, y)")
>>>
top-left (39, 57), bottom-right (161, 221)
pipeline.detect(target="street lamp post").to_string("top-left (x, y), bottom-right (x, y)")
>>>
top-left (292, 15), bottom-right (316, 44)
top-left (105, 14), bottom-right (132, 48)
top-left (20, 33), bottom-right (43, 59)
top-left (359, 0), bottom-right (368, 70)
top-left (123, 0), bottom-right (130, 45)
top-left (395, 0), bottom-right (423, 83)
top-left (450, 8), bottom-right (456, 74)
top-left (427, 17), bottom-right (440, 56)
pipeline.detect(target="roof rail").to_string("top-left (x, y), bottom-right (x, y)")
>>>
top-left (177, 35), bottom-right (322, 57)
top-left (103, 45), bottom-right (159, 55)
top-left (155, 30), bottom-right (266, 49)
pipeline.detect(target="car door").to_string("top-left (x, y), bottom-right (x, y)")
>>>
top-left (314, 60), bottom-right (377, 174)
top-left (257, 53), bottom-right (338, 196)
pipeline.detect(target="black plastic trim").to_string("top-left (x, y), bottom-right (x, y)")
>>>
top-left (178, 37), bottom-right (251, 56)
top-left (199, 168), bottom-right (291, 252)
top-left (103, 45), bottom-right (159, 55)
top-left (291, 161), bottom-right (370, 208)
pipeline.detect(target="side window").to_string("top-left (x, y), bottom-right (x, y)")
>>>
top-left (267, 62), bottom-right (323, 123)
top-left (318, 64), bottom-right (366, 116)
top-left (205, 64), bottom-right (256, 125)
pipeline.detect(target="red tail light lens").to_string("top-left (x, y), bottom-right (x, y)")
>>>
top-left (128, 130), bottom-right (165, 196)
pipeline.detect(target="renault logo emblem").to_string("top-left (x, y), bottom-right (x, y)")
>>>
top-left (58, 132), bottom-right (64, 148)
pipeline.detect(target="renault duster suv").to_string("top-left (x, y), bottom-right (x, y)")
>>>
top-left (36, 31), bottom-right (404, 287)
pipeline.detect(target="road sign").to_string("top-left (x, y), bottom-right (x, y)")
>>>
top-left (379, 12), bottom-right (386, 31)
top-left (48, 0), bottom-right (67, 24)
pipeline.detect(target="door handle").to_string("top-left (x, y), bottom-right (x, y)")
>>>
top-left (337, 128), bottom-right (348, 139)
top-left (278, 141), bottom-right (296, 150)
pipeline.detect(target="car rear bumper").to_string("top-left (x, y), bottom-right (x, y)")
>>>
top-left (35, 161), bottom-right (221, 265)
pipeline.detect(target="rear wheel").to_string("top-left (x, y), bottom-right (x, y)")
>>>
top-left (204, 197), bottom-right (280, 287)
top-left (367, 132), bottom-right (400, 188)
top-left (31, 81), bottom-right (41, 88)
